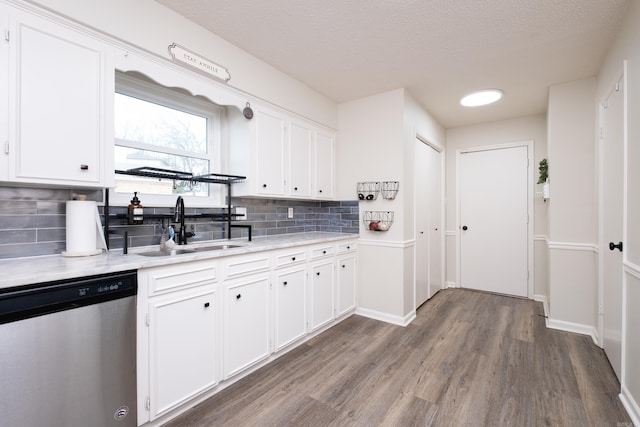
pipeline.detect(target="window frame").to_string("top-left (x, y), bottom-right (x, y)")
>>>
top-left (112, 72), bottom-right (225, 208)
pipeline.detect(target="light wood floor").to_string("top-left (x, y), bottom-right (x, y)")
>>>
top-left (164, 289), bottom-right (631, 426)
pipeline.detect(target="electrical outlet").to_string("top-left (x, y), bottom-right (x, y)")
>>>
top-left (287, 207), bottom-right (294, 219)
top-left (235, 207), bottom-right (247, 220)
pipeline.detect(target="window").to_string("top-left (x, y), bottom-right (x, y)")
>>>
top-left (114, 72), bottom-right (223, 207)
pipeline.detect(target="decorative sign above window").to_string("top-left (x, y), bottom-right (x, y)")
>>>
top-left (168, 43), bottom-right (231, 82)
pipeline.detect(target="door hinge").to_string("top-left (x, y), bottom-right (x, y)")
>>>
top-left (145, 397), bottom-right (151, 411)
top-left (145, 313), bottom-right (150, 327)
top-left (615, 81), bottom-right (621, 92)
top-left (4, 142), bottom-right (8, 155)
top-left (4, 30), bottom-right (9, 42)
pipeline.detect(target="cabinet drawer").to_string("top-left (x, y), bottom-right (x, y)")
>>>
top-left (146, 261), bottom-right (217, 296)
top-left (310, 245), bottom-right (334, 259)
top-left (336, 242), bottom-right (357, 253)
top-left (224, 254), bottom-right (271, 279)
top-left (275, 250), bottom-right (307, 268)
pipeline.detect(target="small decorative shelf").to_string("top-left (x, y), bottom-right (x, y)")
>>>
top-left (357, 182), bottom-right (380, 200)
top-left (363, 211), bottom-right (394, 231)
top-left (381, 181), bottom-right (400, 200)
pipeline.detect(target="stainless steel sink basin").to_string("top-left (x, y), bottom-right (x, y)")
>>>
top-left (137, 244), bottom-right (244, 257)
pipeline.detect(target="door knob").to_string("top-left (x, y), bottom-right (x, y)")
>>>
top-left (462, 225), bottom-right (468, 231)
top-left (609, 241), bottom-right (623, 252)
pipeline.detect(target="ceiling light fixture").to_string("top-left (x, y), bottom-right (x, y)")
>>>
top-left (460, 89), bottom-right (503, 107)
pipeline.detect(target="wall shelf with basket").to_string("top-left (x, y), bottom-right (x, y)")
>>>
top-left (381, 181), bottom-right (399, 200)
top-left (363, 211), bottom-right (394, 231)
top-left (357, 182), bottom-right (380, 200)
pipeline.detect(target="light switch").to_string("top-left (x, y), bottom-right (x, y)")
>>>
top-left (287, 207), bottom-right (294, 219)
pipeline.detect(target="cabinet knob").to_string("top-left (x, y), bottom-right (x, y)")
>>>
top-left (323, 250), bottom-right (326, 254)
top-left (316, 272), bottom-right (320, 276)
top-left (236, 294), bottom-right (242, 300)
top-left (342, 265), bottom-right (346, 268)
top-left (319, 189), bottom-right (323, 193)
top-left (294, 187), bottom-right (298, 191)
top-left (347, 246), bottom-right (350, 249)
top-left (283, 281), bottom-right (288, 286)
top-left (262, 184), bottom-right (267, 188)
top-left (80, 164), bottom-right (89, 170)
top-left (204, 302), bottom-right (210, 308)
top-left (292, 257), bottom-right (296, 261)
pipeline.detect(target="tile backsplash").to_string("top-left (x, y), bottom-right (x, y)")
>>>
top-left (0, 187), bottom-right (358, 260)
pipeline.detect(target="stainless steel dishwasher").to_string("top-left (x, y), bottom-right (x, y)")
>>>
top-left (0, 270), bottom-right (137, 427)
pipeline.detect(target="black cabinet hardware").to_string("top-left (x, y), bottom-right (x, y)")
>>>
top-left (80, 164), bottom-right (88, 170)
top-left (462, 225), bottom-right (468, 231)
top-left (236, 294), bottom-right (242, 300)
top-left (609, 241), bottom-right (623, 252)
top-left (204, 302), bottom-right (210, 308)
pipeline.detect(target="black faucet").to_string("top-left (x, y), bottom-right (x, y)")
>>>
top-left (173, 196), bottom-right (194, 245)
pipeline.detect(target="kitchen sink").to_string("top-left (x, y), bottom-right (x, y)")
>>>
top-left (137, 244), bottom-right (244, 257)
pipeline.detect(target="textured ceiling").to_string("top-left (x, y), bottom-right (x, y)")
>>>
top-left (155, 0), bottom-right (629, 128)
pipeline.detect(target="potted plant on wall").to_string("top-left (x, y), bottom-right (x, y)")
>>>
top-left (537, 158), bottom-right (549, 201)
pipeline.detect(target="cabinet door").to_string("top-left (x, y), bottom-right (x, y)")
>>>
top-left (149, 288), bottom-right (217, 419)
top-left (224, 276), bottom-right (270, 378)
top-left (0, 7), bottom-right (8, 181)
top-left (288, 122), bottom-right (312, 198)
top-left (336, 255), bottom-right (357, 316)
top-left (274, 268), bottom-right (307, 351)
top-left (254, 109), bottom-right (285, 196)
top-left (310, 262), bottom-right (334, 331)
top-left (8, 11), bottom-right (109, 186)
top-left (314, 131), bottom-right (334, 199)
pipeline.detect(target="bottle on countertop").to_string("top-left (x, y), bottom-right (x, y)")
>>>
top-left (127, 192), bottom-right (144, 225)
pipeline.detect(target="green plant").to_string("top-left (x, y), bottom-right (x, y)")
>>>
top-left (537, 158), bottom-right (548, 184)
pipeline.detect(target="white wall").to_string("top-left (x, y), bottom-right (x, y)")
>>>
top-left (596, 0), bottom-right (640, 422)
top-left (337, 88), bottom-right (445, 323)
top-left (444, 115), bottom-right (548, 297)
top-left (25, 0), bottom-right (338, 128)
top-left (546, 77), bottom-right (598, 336)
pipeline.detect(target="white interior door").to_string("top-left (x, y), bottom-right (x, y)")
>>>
top-left (415, 139), bottom-right (442, 307)
top-left (459, 145), bottom-right (528, 297)
top-left (601, 78), bottom-right (624, 380)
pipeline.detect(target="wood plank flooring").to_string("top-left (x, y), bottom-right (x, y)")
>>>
top-left (163, 289), bottom-right (631, 426)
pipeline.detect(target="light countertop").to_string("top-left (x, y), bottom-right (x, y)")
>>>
top-left (0, 232), bottom-right (358, 290)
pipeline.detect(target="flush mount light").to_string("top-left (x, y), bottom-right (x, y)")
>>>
top-left (460, 89), bottom-right (503, 107)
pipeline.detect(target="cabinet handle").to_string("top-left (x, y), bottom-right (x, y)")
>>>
top-left (291, 257), bottom-right (296, 261)
top-left (319, 189), bottom-right (323, 193)
top-left (342, 265), bottom-right (346, 268)
top-left (262, 184), bottom-right (267, 188)
top-left (294, 187), bottom-right (298, 191)
top-left (80, 164), bottom-right (89, 170)
top-left (236, 294), bottom-right (242, 300)
top-left (322, 250), bottom-right (326, 254)
top-left (316, 272), bottom-right (320, 276)
top-left (283, 281), bottom-right (288, 286)
top-left (204, 302), bottom-right (210, 308)
top-left (347, 246), bottom-right (350, 249)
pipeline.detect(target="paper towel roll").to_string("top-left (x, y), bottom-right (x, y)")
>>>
top-left (63, 200), bottom-right (102, 257)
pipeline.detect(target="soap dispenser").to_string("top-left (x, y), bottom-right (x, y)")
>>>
top-left (127, 192), bottom-right (144, 225)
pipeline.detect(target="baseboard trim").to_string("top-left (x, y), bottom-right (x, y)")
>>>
top-left (620, 384), bottom-right (640, 427)
top-left (355, 307), bottom-right (415, 327)
top-left (445, 281), bottom-right (457, 289)
top-left (547, 318), bottom-right (598, 345)
top-left (533, 294), bottom-right (549, 326)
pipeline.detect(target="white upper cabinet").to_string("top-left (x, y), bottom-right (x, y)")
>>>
top-left (0, 6), bottom-right (8, 182)
top-left (288, 121), bottom-right (313, 198)
top-left (230, 104), bottom-right (335, 200)
top-left (314, 130), bottom-right (334, 199)
top-left (6, 9), bottom-right (113, 187)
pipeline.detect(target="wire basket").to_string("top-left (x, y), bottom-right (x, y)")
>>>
top-left (357, 182), bottom-right (380, 201)
top-left (381, 181), bottom-right (400, 200)
top-left (362, 211), bottom-right (394, 231)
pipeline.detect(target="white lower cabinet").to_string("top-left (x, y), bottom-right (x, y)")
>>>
top-left (223, 275), bottom-right (270, 378)
top-left (337, 254), bottom-right (357, 317)
top-left (274, 267), bottom-right (307, 351)
top-left (148, 286), bottom-right (217, 420)
top-left (138, 239), bottom-right (357, 426)
top-left (310, 261), bottom-right (335, 331)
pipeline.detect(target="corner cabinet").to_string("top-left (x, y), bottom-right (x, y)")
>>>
top-left (230, 105), bottom-right (335, 200)
top-left (5, 8), bottom-right (113, 187)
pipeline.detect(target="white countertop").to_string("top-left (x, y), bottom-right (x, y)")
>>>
top-left (0, 232), bottom-right (358, 290)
